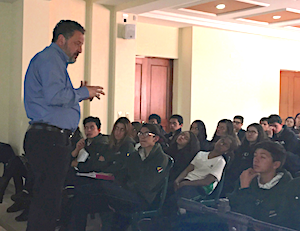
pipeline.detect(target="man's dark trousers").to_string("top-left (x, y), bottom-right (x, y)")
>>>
top-left (24, 128), bottom-right (72, 231)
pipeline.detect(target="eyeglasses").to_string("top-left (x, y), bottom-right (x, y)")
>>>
top-left (246, 130), bottom-right (258, 134)
top-left (137, 131), bottom-right (156, 138)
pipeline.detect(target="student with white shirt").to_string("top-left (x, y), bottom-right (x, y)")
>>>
top-left (174, 135), bottom-right (239, 200)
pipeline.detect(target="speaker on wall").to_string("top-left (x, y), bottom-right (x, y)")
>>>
top-left (124, 24), bottom-right (136, 39)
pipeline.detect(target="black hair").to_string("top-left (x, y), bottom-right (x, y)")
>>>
top-left (83, 116), bottom-right (101, 129)
top-left (190, 120), bottom-right (207, 141)
top-left (285, 117), bottom-right (295, 126)
top-left (234, 115), bottom-right (244, 124)
top-left (254, 141), bottom-right (287, 169)
top-left (170, 114), bottom-right (183, 125)
top-left (268, 114), bottom-right (282, 125)
top-left (148, 114), bottom-right (161, 124)
top-left (131, 122), bottom-right (142, 131)
top-left (240, 123), bottom-right (267, 149)
top-left (211, 119), bottom-right (237, 142)
top-left (260, 117), bottom-right (269, 123)
top-left (141, 123), bottom-right (161, 136)
top-left (167, 131), bottom-right (200, 156)
top-left (52, 20), bottom-right (85, 43)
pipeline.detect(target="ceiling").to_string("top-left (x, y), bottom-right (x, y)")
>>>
top-left (2, 0), bottom-right (300, 40)
top-left (96, 0), bottom-right (300, 40)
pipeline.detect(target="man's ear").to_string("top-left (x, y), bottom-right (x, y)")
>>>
top-left (56, 34), bottom-right (66, 46)
top-left (273, 161), bottom-right (281, 170)
top-left (179, 123), bottom-right (183, 128)
top-left (154, 136), bottom-right (160, 143)
top-left (98, 128), bottom-right (101, 133)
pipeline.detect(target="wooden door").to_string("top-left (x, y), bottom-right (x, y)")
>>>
top-left (279, 70), bottom-right (300, 120)
top-left (134, 57), bottom-right (173, 132)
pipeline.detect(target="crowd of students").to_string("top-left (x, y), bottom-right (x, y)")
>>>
top-left (1, 113), bottom-right (300, 230)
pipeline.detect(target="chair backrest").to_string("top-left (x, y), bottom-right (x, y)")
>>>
top-left (148, 155), bottom-right (174, 211)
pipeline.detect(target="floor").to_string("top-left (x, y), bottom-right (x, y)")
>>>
top-left (0, 183), bottom-right (27, 231)
top-left (0, 182), bottom-right (103, 231)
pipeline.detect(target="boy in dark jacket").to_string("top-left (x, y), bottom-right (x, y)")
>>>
top-left (267, 114), bottom-right (300, 175)
top-left (228, 141), bottom-right (292, 226)
top-left (100, 123), bottom-right (170, 230)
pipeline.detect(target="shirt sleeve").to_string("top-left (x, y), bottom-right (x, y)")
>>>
top-left (190, 151), bottom-right (202, 165)
top-left (38, 59), bottom-right (89, 107)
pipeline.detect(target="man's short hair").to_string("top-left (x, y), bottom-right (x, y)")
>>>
top-left (254, 140), bottom-right (287, 169)
top-left (234, 115), bottom-right (244, 124)
top-left (52, 20), bottom-right (85, 43)
top-left (268, 114), bottom-right (282, 125)
top-left (131, 122), bottom-right (142, 131)
top-left (142, 123), bottom-right (161, 136)
top-left (83, 116), bottom-right (101, 129)
top-left (148, 114), bottom-right (161, 124)
top-left (260, 117), bottom-right (269, 123)
top-left (170, 114), bottom-right (183, 125)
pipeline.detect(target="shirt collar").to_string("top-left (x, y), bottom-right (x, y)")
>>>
top-left (257, 172), bottom-right (283, 189)
top-left (50, 43), bottom-right (70, 65)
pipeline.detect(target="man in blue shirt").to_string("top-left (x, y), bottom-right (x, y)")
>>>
top-left (23, 20), bottom-right (104, 231)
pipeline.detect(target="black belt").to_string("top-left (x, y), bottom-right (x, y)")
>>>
top-left (28, 123), bottom-right (74, 138)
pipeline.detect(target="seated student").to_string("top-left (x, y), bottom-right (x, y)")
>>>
top-left (165, 131), bottom-right (200, 195)
top-left (228, 141), bottom-right (292, 227)
top-left (62, 118), bottom-right (136, 229)
top-left (190, 120), bottom-right (210, 151)
top-left (69, 116), bottom-right (108, 173)
top-left (233, 115), bottom-right (246, 142)
top-left (280, 177), bottom-right (300, 230)
top-left (209, 119), bottom-right (240, 152)
top-left (259, 117), bottom-right (272, 137)
top-left (131, 121), bottom-right (142, 144)
top-left (174, 135), bottom-right (239, 201)
top-left (268, 114), bottom-right (300, 175)
top-left (165, 114), bottom-right (184, 147)
top-left (285, 116), bottom-right (299, 135)
top-left (294, 113), bottom-right (300, 133)
top-left (148, 113), bottom-right (167, 136)
top-left (67, 123), bottom-right (170, 231)
top-left (285, 116), bottom-right (295, 128)
top-left (0, 143), bottom-right (25, 203)
top-left (221, 123), bottom-right (268, 196)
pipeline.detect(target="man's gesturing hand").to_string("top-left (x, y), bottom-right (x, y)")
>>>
top-left (86, 86), bottom-right (105, 101)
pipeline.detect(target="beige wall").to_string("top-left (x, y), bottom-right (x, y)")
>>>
top-left (0, 2), bottom-right (12, 143)
top-left (173, 27), bottom-right (193, 130)
top-left (112, 12), bottom-right (136, 129)
top-left (8, 0), bottom-right (25, 154)
top-left (189, 26), bottom-right (300, 138)
top-left (136, 22), bottom-right (178, 59)
top-left (89, 3), bottom-right (110, 134)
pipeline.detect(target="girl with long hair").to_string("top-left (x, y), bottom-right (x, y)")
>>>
top-left (165, 131), bottom-right (200, 186)
top-left (209, 119), bottom-right (239, 151)
top-left (190, 120), bottom-right (209, 151)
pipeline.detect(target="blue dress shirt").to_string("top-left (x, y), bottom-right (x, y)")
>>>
top-left (24, 43), bottom-right (89, 131)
